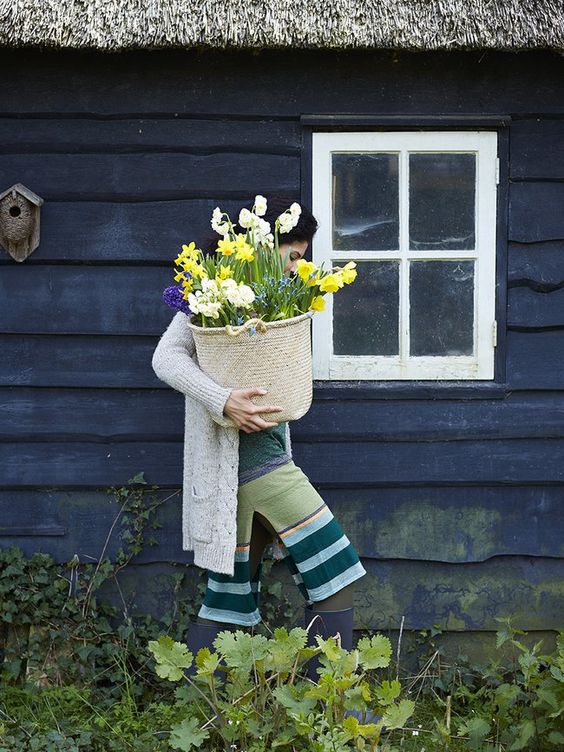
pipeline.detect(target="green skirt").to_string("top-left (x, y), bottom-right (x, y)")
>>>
top-left (196, 460), bottom-right (367, 626)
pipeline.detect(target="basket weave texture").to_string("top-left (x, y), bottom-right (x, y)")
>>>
top-left (186, 312), bottom-right (313, 426)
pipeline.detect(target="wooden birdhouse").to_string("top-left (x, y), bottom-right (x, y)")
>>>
top-left (0, 183), bottom-right (44, 262)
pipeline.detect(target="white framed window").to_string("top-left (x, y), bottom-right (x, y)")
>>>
top-left (311, 131), bottom-right (498, 380)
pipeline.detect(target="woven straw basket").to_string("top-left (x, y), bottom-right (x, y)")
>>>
top-left (186, 312), bottom-right (314, 426)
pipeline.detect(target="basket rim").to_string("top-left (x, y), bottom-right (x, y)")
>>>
top-left (185, 311), bottom-right (314, 334)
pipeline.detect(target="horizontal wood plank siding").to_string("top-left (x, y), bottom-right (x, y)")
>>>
top-left (0, 47), bottom-right (563, 632)
top-left (3, 389), bottom-right (564, 442)
top-left (0, 266), bottom-right (561, 333)
top-left (2, 439), bottom-right (564, 487)
top-left (1, 488), bottom-right (562, 563)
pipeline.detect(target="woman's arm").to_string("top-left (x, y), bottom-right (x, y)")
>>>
top-left (151, 311), bottom-right (234, 428)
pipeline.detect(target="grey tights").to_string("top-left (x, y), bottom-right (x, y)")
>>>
top-left (197, 510), bottom-right (353, 626)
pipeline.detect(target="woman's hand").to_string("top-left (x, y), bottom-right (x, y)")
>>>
top-left (223, 387), bottom-right (283, 433)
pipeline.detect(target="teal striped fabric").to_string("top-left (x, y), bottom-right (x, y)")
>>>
top-left (197, 462), bottom-right (366, 626)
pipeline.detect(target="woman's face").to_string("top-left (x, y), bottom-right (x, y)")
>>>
top-left (279, 240), bottom-right (309, 275)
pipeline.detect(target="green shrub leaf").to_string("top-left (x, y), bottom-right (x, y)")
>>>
top-left (357, 634), bottom-right (392, 669)
top-left (169, 716), bottom-right (209, 751)
top-left (147, 636), bottom-right (193, 682)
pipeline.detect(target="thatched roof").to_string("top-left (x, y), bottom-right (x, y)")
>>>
top-left (0, 1), bottom-right (563, 52)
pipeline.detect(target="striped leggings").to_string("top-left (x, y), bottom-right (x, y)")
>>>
top-left (196, 460), bottom-right (367, 626)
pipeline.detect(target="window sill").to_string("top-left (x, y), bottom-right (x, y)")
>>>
top-left (312, 381), bottom-right (509, 400)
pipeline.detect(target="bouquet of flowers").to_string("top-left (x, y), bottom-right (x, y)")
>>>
top-left (162, 195), bottom-right (357, 326)
top-left (160, 195), bottom-right (358, 423)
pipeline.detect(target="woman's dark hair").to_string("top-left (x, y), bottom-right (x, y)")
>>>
top-left (201, 193), bottom-right (318, 256)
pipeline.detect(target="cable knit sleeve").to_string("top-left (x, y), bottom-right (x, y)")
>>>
top-left (151, 311), bottom-right (235, 428)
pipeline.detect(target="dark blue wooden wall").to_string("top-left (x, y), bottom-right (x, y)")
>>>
top-left (0, 47), bottom-right (562, 640)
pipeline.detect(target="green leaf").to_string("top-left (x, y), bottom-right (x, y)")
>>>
top-left (494, 682), bottom-right (521, 712)
top-left (318, 634), bottom-right (342, 661)
top-left (212, 629), bottom-right (269, 672)
top-left (496, 628), bottom-right (511, 649)
top-left (381, 699), bottom-right (415, 730)
top-left (169, 717), bottom-right (209, 751)
top-left (344, 683), bottom-right (371, 711)
top-left (509, 719), bottom-right (536, 751)
top-left (266, 626), bottom-right (308, 673)
top-left (271, 731), bottom-right (299, 748)
top-left (147, 636), bottom-right (193, 682)
top-left (374, 679), bottom-right (401, 706)
top-left (273, 685), bottom-right (316, 716)
top-left (535, 687), bottom-right (559, 712)
top-left (357, 634), bottom-right (392, 670)
top-left (458, 718), bottom-right (490, 750)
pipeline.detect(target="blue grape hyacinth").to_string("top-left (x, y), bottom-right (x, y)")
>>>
top-left (163, 285), bottom-right (192, 315)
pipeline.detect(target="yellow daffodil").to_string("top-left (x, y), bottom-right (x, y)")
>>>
top-left (309, 296), bottom-right (326, 312)
top-left (217, 237), bottom-right (236, 256)
top-left (216, 265), bottom-right (233, 281)
top-left (296, 259), bottom-right (317, 282)
top-left (190, 264), bottom-right (206, 279)
top-left (235, 245), bottom-right (255, 263)
top-left (179, 257), bottom-right (198, 273)
top-left (339, 261), bottom-right (357, 284)
top-left (173, 269), bottom-right (186, 283)
top-left (175, 242), bottom-right (199, 265)
top-left (234, 233), bottom-right (251, 250)
top-left (319, 273), bottom-right (344, 293)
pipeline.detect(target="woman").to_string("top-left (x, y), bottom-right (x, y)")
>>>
top-left (152, 195), bottom-right (367, 683)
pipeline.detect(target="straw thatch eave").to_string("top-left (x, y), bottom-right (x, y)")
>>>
top-left (0, 0), bottom-right (563, 52)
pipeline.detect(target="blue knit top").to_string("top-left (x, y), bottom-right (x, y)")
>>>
top-left (238, 421), bottom-right (292, 485)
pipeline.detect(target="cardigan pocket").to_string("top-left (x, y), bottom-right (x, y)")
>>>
top-left (190, 486), bottom-right (214, 543)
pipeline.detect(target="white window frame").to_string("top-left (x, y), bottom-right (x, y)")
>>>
top-left (311, 130), bottom-right (498, 380)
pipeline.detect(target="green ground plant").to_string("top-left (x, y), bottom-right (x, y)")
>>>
top-left (401, 619), bottom-right (564, 751)
top-left (148, 627), bottom-right (414, 751)
top-left (1, 474), bottom-right (562, 751)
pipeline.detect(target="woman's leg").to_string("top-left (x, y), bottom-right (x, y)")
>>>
top-left (250, 511), bottom-right (276, 580)
top-left (196, 512), bottom-right (272, 625)
top-left (310, 581), bottom-right (354, 610)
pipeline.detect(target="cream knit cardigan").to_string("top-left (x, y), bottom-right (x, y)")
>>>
top-left (151, 311), bottom-right (293, 577)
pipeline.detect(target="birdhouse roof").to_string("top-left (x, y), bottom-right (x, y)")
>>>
top-left (0, 183), bottom-right (44, 206)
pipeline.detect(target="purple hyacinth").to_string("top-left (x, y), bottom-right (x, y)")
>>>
top-left (163, 285), bottom-right (192, 315)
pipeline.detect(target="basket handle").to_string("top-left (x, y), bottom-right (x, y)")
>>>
top-left (225, 317), bottom-right (268, 337)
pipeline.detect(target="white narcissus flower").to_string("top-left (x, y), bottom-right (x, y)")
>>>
top-left (256, 217), bottom-right (271, 236)
top-left (211, 206), bottom-right (230, 236)
top-left (224, 284), bottom-right (255, 308)
top-left (199, 301), bottom-right (222, 319)
top-left (252, 216), bottom-right (272, 245)
top-left (187, 291), bottom-right (201, 313)
top-left (238, 208), bottom-right (253, 229)
top-left (254, 195), bottom-right (267, 216)
top-left (290, 202), bottom-right (302, 217)
top-left (219, 277), bottom-right (237, 289)
top-left (237, 284), bottom-right (255, 306)
top-left (277, 210), bottom-right (299, 234)
top-left (201, 277), bottom-right (220, 294)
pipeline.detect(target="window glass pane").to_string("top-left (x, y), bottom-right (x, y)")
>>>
top-left (409, 153), bottom-right (476, 250)
top-left (333, 260), bottom-right (399, 356)
top-left (332, 153), bottom-right (399, 251)
top-left (410, 261), bottom-right (474, 356)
